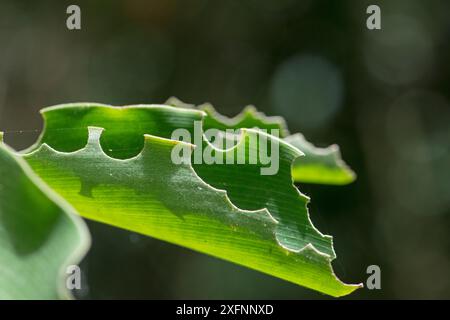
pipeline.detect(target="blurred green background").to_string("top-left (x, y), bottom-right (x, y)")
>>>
top-left (0, 0), bottom-right (449, 299)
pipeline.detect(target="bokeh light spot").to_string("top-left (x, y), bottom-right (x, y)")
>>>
top-left (270, 55), bottom-right (344, 130)
top-left (364, 14), bottom-right (434, 86)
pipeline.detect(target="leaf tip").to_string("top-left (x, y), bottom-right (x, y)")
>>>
top-left (335, 282), bottom-right (364, 298)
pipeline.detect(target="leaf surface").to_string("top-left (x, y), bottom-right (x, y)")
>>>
top-left (22, 103), bottom-right (361, 297)
top-left (0, 135), bottom-right (89, 299)
top-left (166, 98), bottom-right (356, 185)
top-left (285, 134), bottom-right (355, 185)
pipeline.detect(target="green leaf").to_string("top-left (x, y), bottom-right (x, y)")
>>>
top-left (0, 136), bottom-right (90, 299)
top-left (166, 97), bottom-right (290, 138)
top-left (200, 104), bottom-right (290, 138)
top-left (22, 103), bottom-right (361, 297)
top-left (166, 98), bottom-right (356, 185)
top-left (285, 134), bottom-right (356, 185)
top-left (25, 102), bottom-right (204, 160)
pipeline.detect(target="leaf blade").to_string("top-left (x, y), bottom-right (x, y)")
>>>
top-left (166, 99), bottom-right (356, 185)
top-left (0, 139), bottom-right (90, 299)
top-left (22, 103), bottom-right (361, 297)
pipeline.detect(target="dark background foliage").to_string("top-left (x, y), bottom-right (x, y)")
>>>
top-left (0, 0), bottom-right (449, 299)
